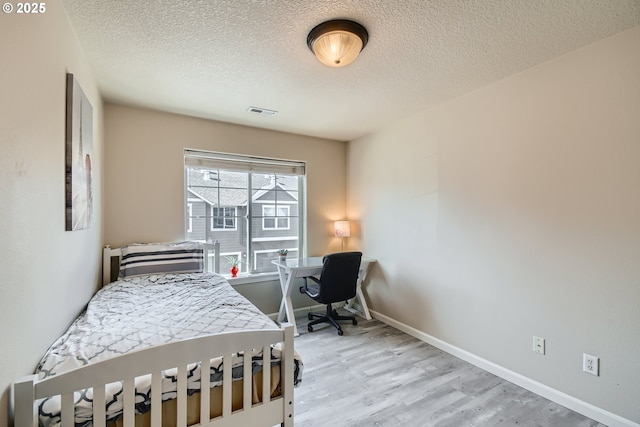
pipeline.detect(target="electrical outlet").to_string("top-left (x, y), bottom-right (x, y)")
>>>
top-left (533, 336), bottom-right (545, 355)
top-left (583, 354), bottom-right (599, 376)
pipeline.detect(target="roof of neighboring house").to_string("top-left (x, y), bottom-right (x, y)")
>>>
top-left (187, 169), bottom-right (298, 207)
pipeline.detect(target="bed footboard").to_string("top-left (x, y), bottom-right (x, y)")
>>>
top-left (13, 324), bottom-right (295, 427)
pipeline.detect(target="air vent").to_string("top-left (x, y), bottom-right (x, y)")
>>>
top-left (247, 106), bottom-right (278, 116)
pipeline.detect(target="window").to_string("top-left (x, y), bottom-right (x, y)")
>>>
top-left (212, 207), bottom-right (236, 230)
top-left (185, 149), bottom-right (306, 275)
top-left (263, 205), bottom-right (290, 230)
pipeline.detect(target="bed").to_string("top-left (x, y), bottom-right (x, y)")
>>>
top-left (13, 241), bottom-right (302, 427)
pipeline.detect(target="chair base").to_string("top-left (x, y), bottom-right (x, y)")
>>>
top-left (307, 304), bottom-right (357, 336)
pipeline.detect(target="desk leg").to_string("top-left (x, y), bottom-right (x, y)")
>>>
top-left (345, 282), bottom-right (372, 320)
top-left (276, 266), bottom-right (299, 336)
top-left (276, 266), bottom-right (287, 322)
top-left (345, 263), bottom-right (373, 320)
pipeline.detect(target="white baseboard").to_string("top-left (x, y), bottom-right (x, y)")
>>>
top-left (370, 310), bottom-right (639, 427)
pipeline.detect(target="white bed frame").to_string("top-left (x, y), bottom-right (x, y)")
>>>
top-left (13, 243), bottom-right (296, 427)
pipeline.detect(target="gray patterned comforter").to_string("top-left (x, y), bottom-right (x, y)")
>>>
top-left (35, 272), bottom-right (302, 427)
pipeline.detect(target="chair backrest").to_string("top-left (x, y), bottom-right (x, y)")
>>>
top-left (318, 252), bottom-right (363, 303)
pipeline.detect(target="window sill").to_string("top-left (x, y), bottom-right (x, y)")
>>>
top-left (223, 272), bottom-right (279, 286)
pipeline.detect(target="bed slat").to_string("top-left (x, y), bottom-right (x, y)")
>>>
top-left (200, 358), bottom-right (211, 424)
top-left (243, 348), bottom-right (252, 411)
top-left (123, 378), bottom-right (135, 427)
top-left (61, 392), bottom-right (74, 427)
top-left (262, 345), bottom-right (270, 404)
top-left (282, 325), bottom-right (294, 427)
top-left (93, 384), bottom-right (106, 427)
top-left (222, 353), bottom-right (232, 417)
top-left (177, 365), bottom-right (188, 427)
top-left (151, 370), bottom-right (162, 427)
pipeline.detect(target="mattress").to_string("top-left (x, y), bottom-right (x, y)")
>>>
top-left (35, 272), bottom-right (302, 427)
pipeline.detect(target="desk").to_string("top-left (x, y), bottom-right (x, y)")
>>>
top-left (272, 257), bottom-right (376, 336)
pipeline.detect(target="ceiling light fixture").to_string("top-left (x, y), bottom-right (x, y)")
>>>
top-left (307, 19), bottom-right (369, 67)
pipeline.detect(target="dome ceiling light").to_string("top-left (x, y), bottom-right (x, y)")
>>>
top-left (307, 19), bottom-right (369, 67)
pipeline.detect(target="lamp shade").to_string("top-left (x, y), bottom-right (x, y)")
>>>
top-left (307, 20), bottom-right (369, 67)
top-left (334, 221), bottom-right (351, 238)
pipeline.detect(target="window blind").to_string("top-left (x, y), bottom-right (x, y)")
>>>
top-left (184, 149), bottom-right (306, 175)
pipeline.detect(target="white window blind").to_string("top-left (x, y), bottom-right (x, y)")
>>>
top-left (184, 149), bottom-right (305, 175)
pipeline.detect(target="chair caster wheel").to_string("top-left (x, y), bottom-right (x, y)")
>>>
top-left (308, 325), bottom-right (313, 332)
top-left (333, 309), bottom-right (339, 317)
top-left (337, 329), bottom-right (344, 336)
top-left (352, 319), bottom-right (358, 325)
top-left (307, 313), bottom-right (313, 320)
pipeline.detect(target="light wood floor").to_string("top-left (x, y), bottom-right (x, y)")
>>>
top-left (292, 311), bottom-right (605, 427)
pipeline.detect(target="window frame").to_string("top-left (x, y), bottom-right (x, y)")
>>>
top-left (262, 205), bottom-right (291, 230)
top-left (186, 203), bottom-right (193, 233)
top-left (211, 206), bottom-right (237, 231)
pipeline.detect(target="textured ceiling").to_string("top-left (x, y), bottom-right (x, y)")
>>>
top-left (62, 0), bottom-right (640, 141)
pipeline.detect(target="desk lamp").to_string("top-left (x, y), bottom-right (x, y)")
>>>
top-left (334, 221), bottom-right (351, 251)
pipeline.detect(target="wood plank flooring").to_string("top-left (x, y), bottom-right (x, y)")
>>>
top-left (292, 311), bottom-right (605, 427)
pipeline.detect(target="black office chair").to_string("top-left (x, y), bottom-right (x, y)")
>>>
top-left (299, 252), bottom-right (362, 335)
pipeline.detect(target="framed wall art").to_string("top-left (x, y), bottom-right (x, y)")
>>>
top-left (65, 73), bottom-right (93, 231)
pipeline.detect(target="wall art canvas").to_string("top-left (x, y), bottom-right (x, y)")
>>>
top-left (65, 73), bottom-right (93, 231)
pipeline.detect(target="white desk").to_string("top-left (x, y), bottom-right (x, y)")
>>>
top-left (272, 256), bottom-right (376, 336)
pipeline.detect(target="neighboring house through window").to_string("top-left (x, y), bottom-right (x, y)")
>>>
top-left (184, 149), bottom-right (306, 275)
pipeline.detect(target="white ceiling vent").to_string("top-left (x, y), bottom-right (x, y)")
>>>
top-left (247, 106), bottom-right (278, 116)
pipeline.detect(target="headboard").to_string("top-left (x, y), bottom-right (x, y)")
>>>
top-left (102, 241), bottom-right (220, 285)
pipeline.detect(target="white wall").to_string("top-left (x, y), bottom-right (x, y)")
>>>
top-left (348, 26), bottom-right (640, 424)
top-left (0, 2), bottom-right (103, 426)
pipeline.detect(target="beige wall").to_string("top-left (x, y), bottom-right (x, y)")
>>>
top-left (104, 104), bottom-right (347, 252)
top-left (348, 26), bottom-right (640, 424)
top-left (0, 1), bottom-right (103, 426)
top-left (104, 104), bottom-right (348, 312)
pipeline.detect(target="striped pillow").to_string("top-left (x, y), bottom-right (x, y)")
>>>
top-left (119, 241), bottom-right (204, 278)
